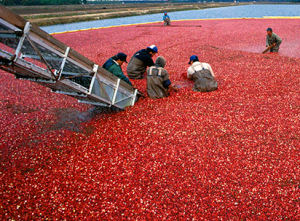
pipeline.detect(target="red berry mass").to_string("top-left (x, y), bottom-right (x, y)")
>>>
top-left (0, 19), bottom-right (299, 219)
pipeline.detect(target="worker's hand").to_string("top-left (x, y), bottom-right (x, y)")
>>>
top-left (171, 85), bottom-right (179, 92)
top-left (272, 43), bottom-right (276, 47)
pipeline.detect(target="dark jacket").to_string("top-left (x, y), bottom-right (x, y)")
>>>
top-left (266, 33), bottom-right (282, 47)
top-left (103, 57), bottom-right (132, 86)
top-left (266, 33), bottom-right (282, 52)
top-left (147, 56), bottom-right (172, 99)
top-left (127, 49), bottom-right (154, 79)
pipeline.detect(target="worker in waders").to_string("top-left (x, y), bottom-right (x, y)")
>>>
top-left (187, 55), bottom-right (218, 92)
top-left (147, 56), bottom-right (178, 99)
top-left (103, 52), bottom-right (132, 86)
top-left (163, 12), bottom-right (171, 26)
top-left (266, 27), bottom-right (282, 53)
top-left (127, 45), bottom-right (158, 79)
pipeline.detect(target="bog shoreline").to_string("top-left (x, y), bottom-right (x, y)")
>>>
top-left (8, 3), bottom-right (249, 26)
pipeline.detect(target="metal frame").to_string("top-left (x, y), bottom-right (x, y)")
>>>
top-left (111, 79), bottom-right (120, 105)
top-left (0, 6), bottom-right (140, 110)
top-left (26, 35), bottom-right (57, 79)
top-left (131, 89), bottom-right (138, 106)
top-left (14, 22), bottom-right (30, 62)
top-left (58, 46), bottom-right (70, 77)
top-left (0, 18), bottom-right (22, 32)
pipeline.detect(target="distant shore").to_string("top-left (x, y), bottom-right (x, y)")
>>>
top-left (8, 3), bottom-right (250, 26)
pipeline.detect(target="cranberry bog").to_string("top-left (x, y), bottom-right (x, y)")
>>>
top-left (0, 18), bottom-right (299, 219)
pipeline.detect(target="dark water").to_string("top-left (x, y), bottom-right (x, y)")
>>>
top-left (42, 4), bottom-right (300, 33)
top-left (50, 106), bottom-right (120, 133)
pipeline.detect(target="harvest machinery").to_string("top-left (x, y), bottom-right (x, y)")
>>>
top-left (0, 6), bottom-right (139, 110)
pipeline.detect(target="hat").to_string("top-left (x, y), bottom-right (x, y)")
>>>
top-left (189, 55), bottom-right (199, 64)
top-left (147, 45), bottom-right (158, 53)
top-left (266, 27), bottom-right (273, 32)
top-left (116, 52), bottom-right (127, 63)
top-left (155, 56), bottom-right (166, 68)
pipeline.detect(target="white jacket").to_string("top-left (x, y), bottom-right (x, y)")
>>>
top-left (187, 61), bottom-right (215, 79)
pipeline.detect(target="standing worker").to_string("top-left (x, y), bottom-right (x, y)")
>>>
top-left (103, 52), bottom-right (132, 86)
top-left (187, 55), bottom-right (218, 92)
top-left (163, 12), bottom-right (171, 26)
top-left (147, 56), bottom-right (177, 99)
top-left (265, 27), bottom-right (282, 53)
top-left (127, 45), bottom-right (158, 79)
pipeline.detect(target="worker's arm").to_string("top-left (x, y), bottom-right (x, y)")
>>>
top-left (266, 36), bottom-right (269, 47)
top-left (206, 63), bottom-right (215, 77)
top-left (163, 71), bottom-right (178, 92)
top-left (115, 71), bottom-right (132, 86)
top-left (187, 67), bottom-right (194, 79)
top-left (275, 34), bottom-right (282, 46)
top-left (162, 70), bottom-right (171, 88)
top-left (118, 73), bottom-right (132, 86)
top-left (109, 64), bottom-right (132, 86)
top-left (135, 52), bottom-right (154, 67)
top-left (145, 56), bottom-right (154, 67)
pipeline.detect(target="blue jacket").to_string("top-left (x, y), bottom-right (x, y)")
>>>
top-left (133, 49), bottom-right (154, 67)
top-left (163, 14), bottom-right (170, 21)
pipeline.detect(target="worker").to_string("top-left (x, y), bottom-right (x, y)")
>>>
top-left (266, 27), bottom-right (282, 53)
top-left (147, 56), bottom-right (178, 99)
top-left (127, 45), bottom-right (158, 79)
top-left (187, 55), bottom-right (218, 92)
top-left (163, 12), bottom-right (171, 26)
top-left (102, 52), bottom-right (132, 86)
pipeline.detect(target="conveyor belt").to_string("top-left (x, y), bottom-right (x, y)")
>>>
top-left (0, 6), bottom-right (139, 110)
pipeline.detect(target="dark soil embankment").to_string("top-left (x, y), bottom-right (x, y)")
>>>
top-left (8, 3), bottom-right (248, 26)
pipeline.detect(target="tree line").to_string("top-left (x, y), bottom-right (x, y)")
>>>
top-left (1, 0), bottom-right (299, 5)
top-left (0, 0), bottom-right (87, 5)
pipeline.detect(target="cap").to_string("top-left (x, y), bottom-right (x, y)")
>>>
top-left (189, 55), bottom-right (199, 64)
top-left (116, 52), bottom-right (127, 63)
top-left (147, 45), bottom-right (158, 53)
top-left (266, 27), bottom-right (273, 32)
top-left (155, 56), bottom-right (166, 68)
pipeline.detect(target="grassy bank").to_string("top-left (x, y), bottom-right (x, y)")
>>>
top-left (8, 3), bottom-right (249, 26)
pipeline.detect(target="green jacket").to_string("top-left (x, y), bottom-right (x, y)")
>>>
top-left (266, 33), bottom-right (282, 47)
top-left (103, 58), bottom-right (132, 86)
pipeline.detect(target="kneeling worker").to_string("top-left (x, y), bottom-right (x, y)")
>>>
top-left (147, 56), bottom-right (177, 99)
top-left (102, 52), bottom-right (132, 86)
top-left (265, 27), bottom-right (282, 53)
top-left (127, 45), bottom-right (158, 79)
top-left (163, 12), bottom-right (171, 26)
top-left (187, 55), bottom-right (218, 92)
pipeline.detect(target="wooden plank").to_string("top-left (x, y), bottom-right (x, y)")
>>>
top-left (0, 6), bottom-right (27, 29)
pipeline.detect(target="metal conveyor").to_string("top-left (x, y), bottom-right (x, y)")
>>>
top-left (0, 6), bottom-right (139, 110)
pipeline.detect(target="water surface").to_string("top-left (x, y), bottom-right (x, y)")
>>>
top-left (42, 4), bottom-right (300, 33)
